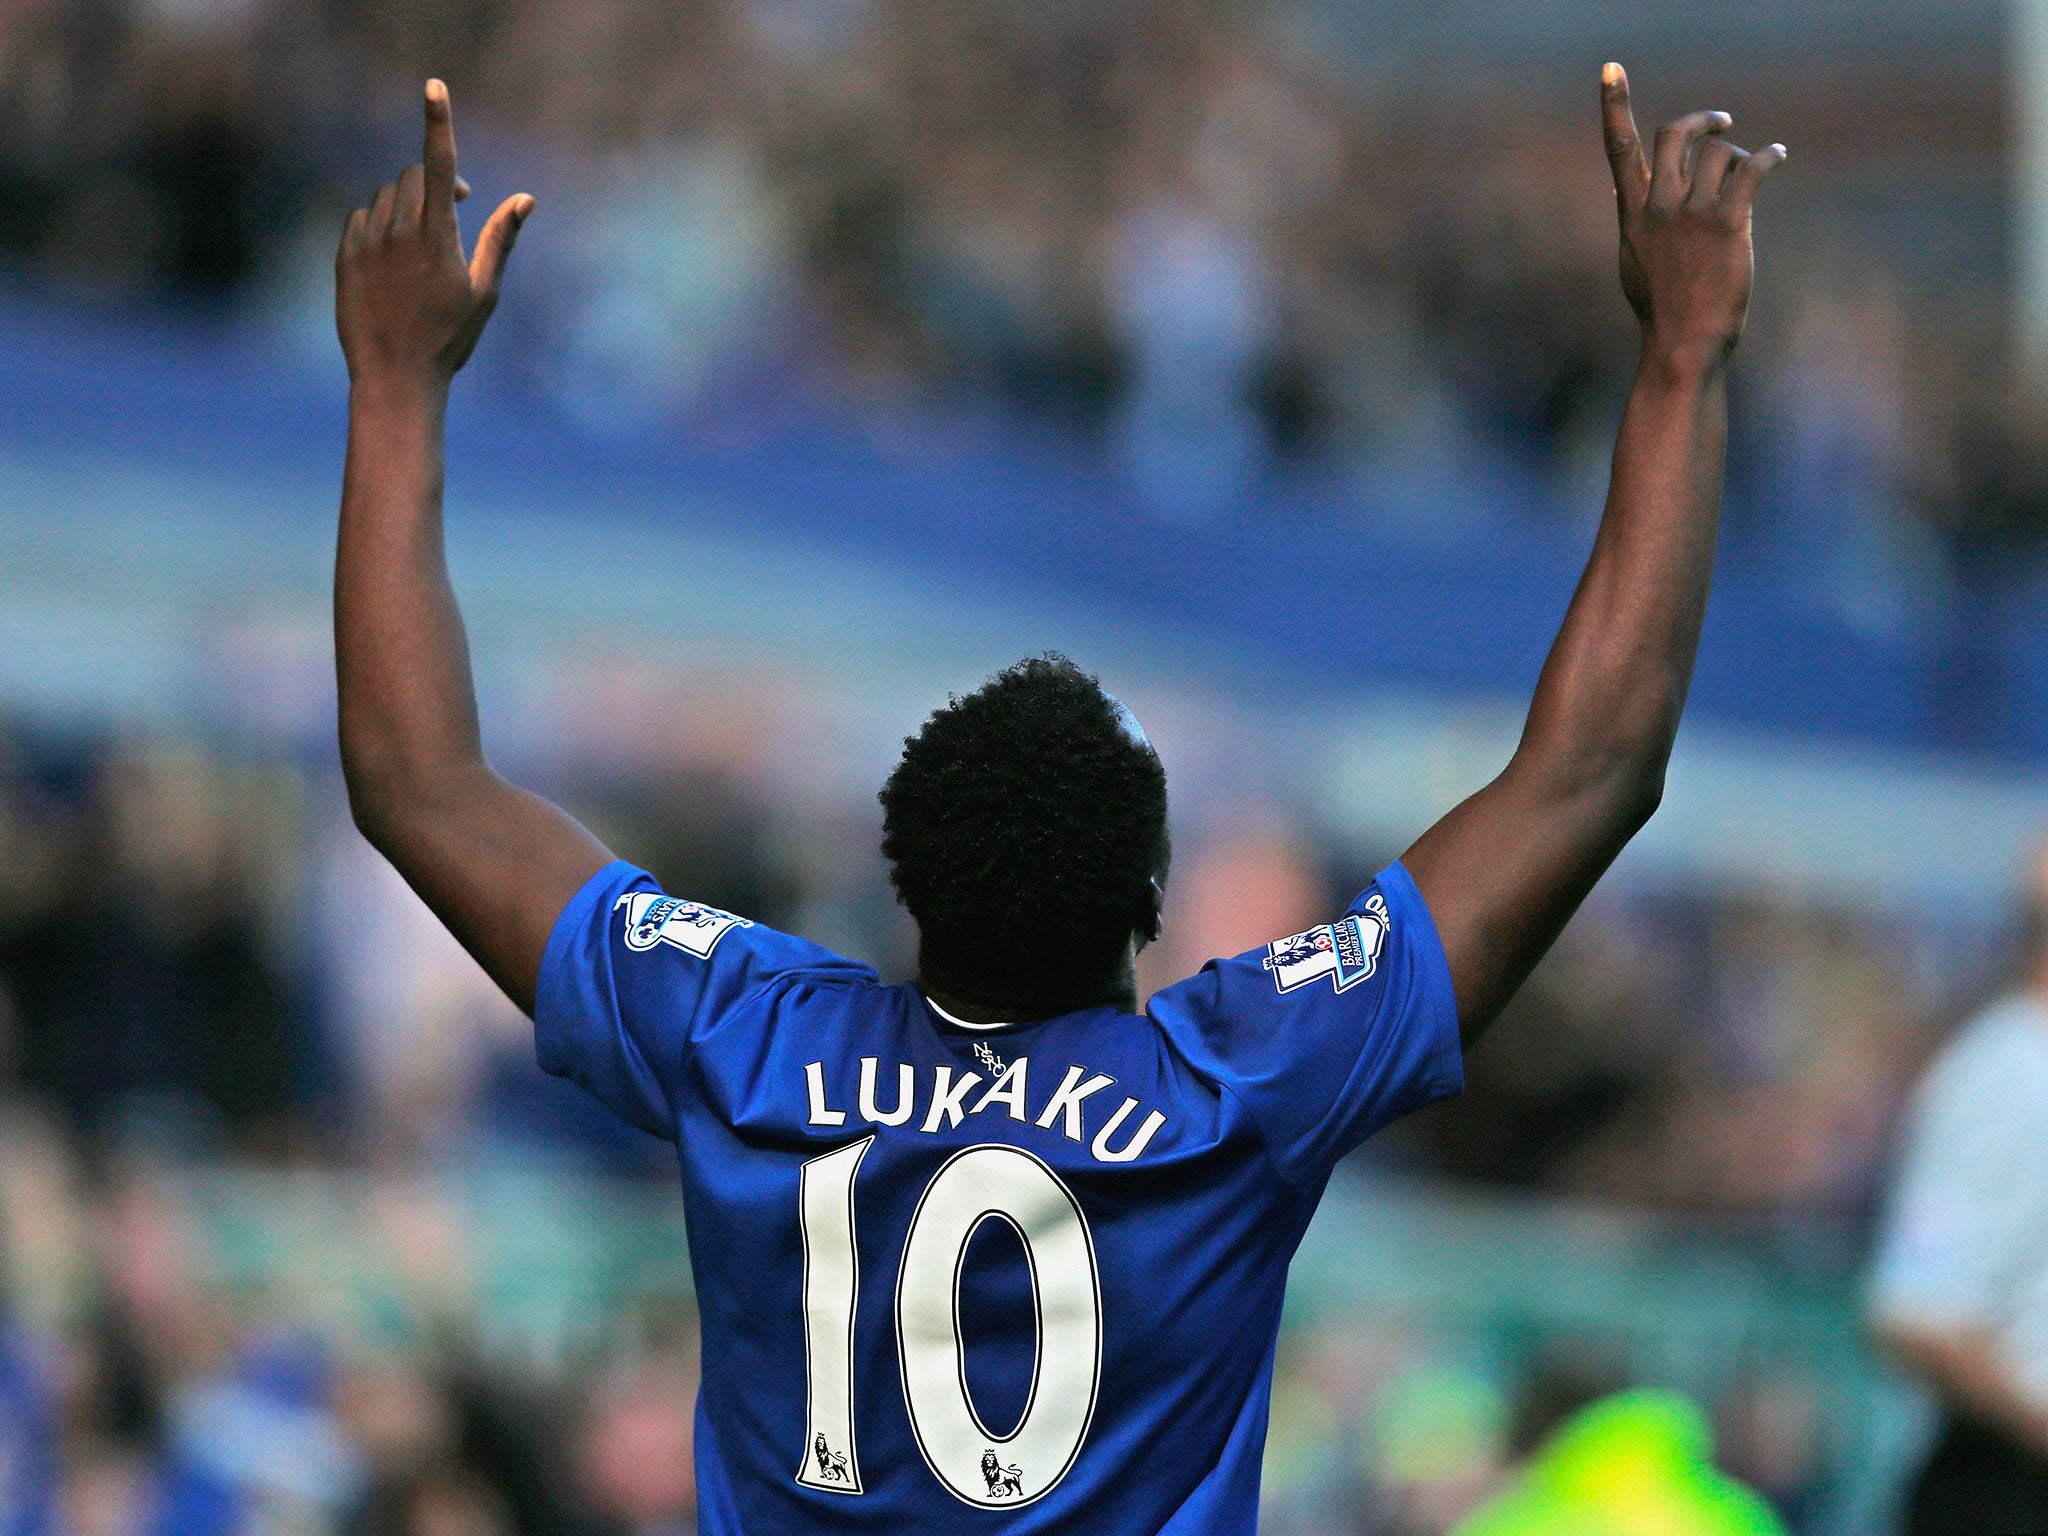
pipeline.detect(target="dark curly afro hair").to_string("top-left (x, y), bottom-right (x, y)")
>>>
top-left (879, 655), bottom-right (1169, 1008)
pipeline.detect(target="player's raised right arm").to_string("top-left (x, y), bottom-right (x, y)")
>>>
top-left (335, 80), bottom-right (610, 1014)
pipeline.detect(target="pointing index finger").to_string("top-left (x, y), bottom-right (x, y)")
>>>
top-left (1601, 63), bottom-right (1649, 211)
top-left (423, 79), bottom-right (458, 223)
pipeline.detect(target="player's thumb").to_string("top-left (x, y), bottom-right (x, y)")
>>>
top-left (470, 193), bottom-right (534, 296)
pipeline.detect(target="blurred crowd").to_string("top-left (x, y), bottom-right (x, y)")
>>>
top-left (0, 714), bottom-right (856, 1533)
top-left (0, 694), bottom-right (1978, 1531)
top-left (3, 0), bottom-right (2047, 620)
top-left (0, 0), bottom-right (1613, 460)
top-left (1398, 882), bottom-right (1944, 1227)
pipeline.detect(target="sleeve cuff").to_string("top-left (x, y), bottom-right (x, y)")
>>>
top-left (1378, 858), bottom-right (1466, 1103)
top-left (534, 858), bottom-right (642, 1079)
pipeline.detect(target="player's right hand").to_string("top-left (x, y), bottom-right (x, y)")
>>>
top-left (336, 80), bottom-right (532, 387)
top-left (1600, 64), bottom-right (1784, 367)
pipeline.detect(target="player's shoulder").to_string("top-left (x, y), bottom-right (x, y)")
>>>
top-left (553, 859), bottom-right (884, 1040)
top-left (593, 863), bottom-right (872, 974)
top-left (1149, 862), bottom-right (1431, 1026)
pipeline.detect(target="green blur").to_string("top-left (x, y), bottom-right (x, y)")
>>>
top-left (1451, 1390), bottom-right (1787, 1536)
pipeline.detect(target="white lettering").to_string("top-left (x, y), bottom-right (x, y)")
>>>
top-left (1034, 1066), bottom-right (1116, 1143)
top-left (920, 1066), bottom-right (982, 1133)
top-left (806, 1061), bottom-right (847, 1127)
top-left (858, 1057), bottom-right (916, 1126)
top-left (1090, 1098), bottom-right (1167, 1163)
top-left (819, 1055), bottom-right (1161, 1161)
top-left (969, 1057), bottom-right (1029, 1122)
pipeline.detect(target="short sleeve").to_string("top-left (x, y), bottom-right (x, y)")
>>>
top-left (1869, 1017), bottom-right (2048, 1330)
top-left (1147, 860), bottom-right (1463, 1188)
top-left (535, 861), bottom-right (874, 1141)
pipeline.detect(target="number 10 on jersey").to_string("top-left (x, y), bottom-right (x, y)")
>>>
top-left (796, 1137), bottom-right (1103, 1507)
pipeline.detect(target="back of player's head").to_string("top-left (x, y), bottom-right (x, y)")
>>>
top-left (880, 654), bottom-right (1169, 1010)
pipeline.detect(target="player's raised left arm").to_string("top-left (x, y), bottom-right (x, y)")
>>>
top-left (335, 81), bottom-right (611, 1014)
top-left (1401, 66), bottom-right (1784, 1044)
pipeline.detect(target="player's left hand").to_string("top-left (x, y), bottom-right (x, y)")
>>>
top-left (336, 79), bottom-right (532, 387)
top-left (1601, 63), bottom-right (1784, 366)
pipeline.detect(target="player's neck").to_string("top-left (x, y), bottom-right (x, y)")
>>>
top-left (918, 953), bottom-right (1139, 1024)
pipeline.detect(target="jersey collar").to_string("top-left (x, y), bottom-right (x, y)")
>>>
top-left (922, 993), bottom-right (1016, 1032)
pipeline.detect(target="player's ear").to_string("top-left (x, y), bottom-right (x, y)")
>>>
top-left (1142, 875), bottom-right (1165, 945)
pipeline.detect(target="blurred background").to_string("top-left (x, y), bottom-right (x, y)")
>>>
top-left (0, 0), bottom-right (2044, 1530)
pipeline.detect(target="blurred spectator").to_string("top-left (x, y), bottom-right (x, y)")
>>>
top-left (1137, 812), bottom-right (1322, 1001)
top-left (1754, 278), bottom-right (1948, 648)
top-left (1715, 1368), bottom-right (1825, 1529)
top-left (356, 1464), bottom-right (511, 1536)
top-left (1925, 392), bottom-right (2048, 751)
top-left (0, 0), bottom-right (329, 307)
top-left (0, 1312), bottom-right (58, 1536)
top-left (535, 132), bottom-right (791, 431)
top-left (575, 1349), bottom-right (696, 1535)
top-left (1868, 836), bottom-right (2048, 1533)
top-left (313, 820), bottom-right (523, 1167)
top-left (1450, 1390), bottom-right (1785, 1536)
top-left (0, 737), bottom-right (308, 1160)
top-left (1106, 196), bottom-right (1275, 518)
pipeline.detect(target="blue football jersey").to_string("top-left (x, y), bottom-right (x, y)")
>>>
top-left (536, 859), bottom-right (1462, 1534)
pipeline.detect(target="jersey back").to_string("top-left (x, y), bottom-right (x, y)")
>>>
top-left (537, 860), bottom-right (1461, 1534)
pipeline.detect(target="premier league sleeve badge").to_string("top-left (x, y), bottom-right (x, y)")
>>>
top-left (616, 892), bottom-right (754, 959)
top-left (1261, 894), bottom-right (1389, 995)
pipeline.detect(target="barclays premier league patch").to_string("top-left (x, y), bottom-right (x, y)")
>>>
top-left (616, 892), bottom-right (753, 959)
top-left (1261, 894), bottom-right (1389, 995)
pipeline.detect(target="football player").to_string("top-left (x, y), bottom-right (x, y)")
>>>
top-left (333, 67), bottom-right (1780, 1532)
